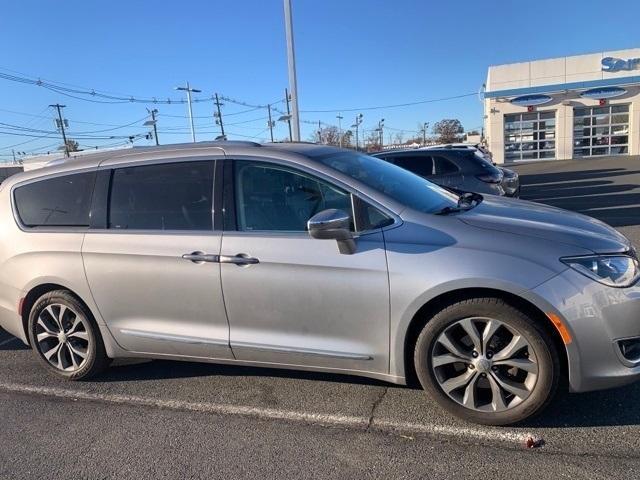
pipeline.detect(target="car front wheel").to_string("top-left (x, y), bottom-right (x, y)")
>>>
top-left (414, 297), bottom-right (560, 425)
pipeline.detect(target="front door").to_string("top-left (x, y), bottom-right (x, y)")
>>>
top-left (82, 159), bottom-right (233, 360)
top-left (220, 159), bottom-right (390, 374)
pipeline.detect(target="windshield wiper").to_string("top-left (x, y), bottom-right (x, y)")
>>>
top-left (436, 192), bottom-right (483, 215)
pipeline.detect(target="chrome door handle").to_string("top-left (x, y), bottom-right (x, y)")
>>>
top-left (219, 254), bottom-right (260, 265)
top-left (182, 252), bottom-right (219, 263)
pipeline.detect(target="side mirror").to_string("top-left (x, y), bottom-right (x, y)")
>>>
top-left (307, 209), bottom-right (357, 254)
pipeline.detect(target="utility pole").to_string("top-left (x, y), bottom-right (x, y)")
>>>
top-left (214, 93), bottom-right (225, 138)
top-left (175, 82), bottom-right (201, 143)
top-left (285, 88), bottom-right (293, 142)
top-left (146, 109), bottom-right (160, 146)
top-left (283, 0), bottom-right (301, 141)
top-left (336, 114), bottom-right (343, 148)
top-left (267, 104), bottom-right (275, 142)
top-left (11, 149), bottom-right (15, 163)
top-left (351, 113), bottom-right (363, 151)
top-left (317, 120), bottom-right (323, 144)
top-left (50, 104), bottom-right (69, 157)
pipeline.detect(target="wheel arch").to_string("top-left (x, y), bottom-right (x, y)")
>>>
top-left (20, 283), bottom-right (96, 346)
top-left (400, 287), bottom-right (569, 389)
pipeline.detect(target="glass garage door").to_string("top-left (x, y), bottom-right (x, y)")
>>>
top-left (573, 105), bottom-right (629, 157)
top-left (504, 111), bottom-right (556, 162)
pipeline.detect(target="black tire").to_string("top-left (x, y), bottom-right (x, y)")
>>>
top-left (414, 297), bottom-right (560, 426)
top-left (28, 290), bottom-right (110, 380)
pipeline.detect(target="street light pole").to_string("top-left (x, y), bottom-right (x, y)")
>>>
top-left (175, 82), bottom-right (201, 143)
top-left (336, 114), bottom-right (343, 148)
top-left (283, 0), bottom-right (300, 141)
top-left (351, 113), bottom-right (363, 151)
top-left (422, 122), bottom-right (429, 145)
top-left (377, 118), bottom-right (385, 150)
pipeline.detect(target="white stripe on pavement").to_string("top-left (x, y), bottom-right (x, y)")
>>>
top-left (0, 381), bottom-right (541, 447)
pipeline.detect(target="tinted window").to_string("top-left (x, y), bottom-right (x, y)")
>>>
top-left (432, 156), bottom-right (459, 174)
top-left (391, 155), bottom-right (434, 177)
top-left (467, 152), bottom-right (501, 174)
top-left (312, 151), bottom-right (458, 214)
top-left (234, 161), bottom-right (352, 232)
top-left (14, 172), bottom-right (96, 227)
top-left (109, 161), bottom-right (213, 230)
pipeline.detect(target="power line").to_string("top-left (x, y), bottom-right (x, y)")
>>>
top-left (300, 92), bottom-right (477, 113)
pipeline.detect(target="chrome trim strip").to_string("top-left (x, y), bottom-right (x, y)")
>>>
top-left (231, 341), bottom-right (373, 360)
top-left (119, 329), bottom-right (229, 347)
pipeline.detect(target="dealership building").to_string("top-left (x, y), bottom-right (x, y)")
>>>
top-left (484, 48), bottom-right (640, 164)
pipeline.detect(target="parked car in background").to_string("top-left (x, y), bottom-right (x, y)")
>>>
top-left (2, 141), bottom-right (639, 426)
top-left (424, 144), bottom-right (520, 197)
top-left (371, 147), bottom-right (508, 196)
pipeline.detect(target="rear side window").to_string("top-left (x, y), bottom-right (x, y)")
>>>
top-left (432, 156), bottom-right (459, 174)
top-left (14, 172), bottom-right (96, 227)
top-left (108, 161), bottom-right (214, 230)
top-left (391, 155), bottom-right (435, 177)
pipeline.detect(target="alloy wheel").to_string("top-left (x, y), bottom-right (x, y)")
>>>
top-left (431, 317), bottom-right (538, 412)
top-left (34, 303), bottom-right (90, 372)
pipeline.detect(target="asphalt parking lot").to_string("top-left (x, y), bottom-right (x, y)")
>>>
top-left (2, 156), bottom-right (640, 478)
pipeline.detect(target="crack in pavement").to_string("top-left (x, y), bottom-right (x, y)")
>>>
top-left (366, 386), bottom-right (388, 431)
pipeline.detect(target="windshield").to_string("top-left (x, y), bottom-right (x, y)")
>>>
top-left (312, 151), bottom-right (458, 214)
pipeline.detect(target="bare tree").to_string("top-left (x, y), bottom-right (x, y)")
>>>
top-left (311, 125), bottom-right (354, 148)
top-left (364, 131), bottom-right (381, 152)
top-left (432, 119), bottom-right (464, 144)
top-left (59, 139), bottom-right (80, 152)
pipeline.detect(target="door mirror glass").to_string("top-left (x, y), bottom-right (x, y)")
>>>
top-left (308, 209), bottom-right (356, 254)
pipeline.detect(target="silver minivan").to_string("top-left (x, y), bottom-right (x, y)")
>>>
top-left (1, 141), bottom-right (639, 425)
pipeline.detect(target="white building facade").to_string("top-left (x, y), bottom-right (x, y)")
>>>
top-left (484, 48), bottom-right (640, 164)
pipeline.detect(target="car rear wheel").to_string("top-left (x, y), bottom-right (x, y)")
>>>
top-left (414, 297), bottom-right (560, 425)
top-left (28, 290), bottom-right (110, 380)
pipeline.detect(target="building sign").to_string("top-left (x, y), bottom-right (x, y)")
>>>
top-left (510, 94), bottom-right (552, 107)
top-left (601, 57), bottom-right (640, 72)
top-left (580, 87), bottom-right (627, 99)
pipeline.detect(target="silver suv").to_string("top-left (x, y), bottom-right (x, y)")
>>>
top-left (1, 141), bottom-right (639, 425)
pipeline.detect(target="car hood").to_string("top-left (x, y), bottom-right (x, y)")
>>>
top-left (458, 195), bottom-right (631, 253)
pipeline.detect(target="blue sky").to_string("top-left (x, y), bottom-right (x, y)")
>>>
top-left (1, 0), bottom-right (639, 159)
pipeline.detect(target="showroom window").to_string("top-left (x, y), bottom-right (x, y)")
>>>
top-left (573, 105), bottom-right (629, 157)
top-left (504, 111), bottom-right (556, 162)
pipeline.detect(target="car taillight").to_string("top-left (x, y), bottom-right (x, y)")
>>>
top-left (476, 173), bottom-right (502, 184)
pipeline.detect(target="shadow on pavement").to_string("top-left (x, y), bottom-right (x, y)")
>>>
top-left (523, 383), bottom-right (640, 429)
top-left (102, 358), bottom-right (639, 428)
top-left (517, 162), bottom-right (640, 227)
top-left (99, 358), bottom-right (400, 389)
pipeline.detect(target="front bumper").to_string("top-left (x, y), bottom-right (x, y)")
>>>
top-left (530, 268), bottom-right (640, 392)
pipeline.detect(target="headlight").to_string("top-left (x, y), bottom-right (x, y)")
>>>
top-left (561, 254), bottom-right (640, 288)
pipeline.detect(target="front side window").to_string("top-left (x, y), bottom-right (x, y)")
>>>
top-left (14, 171), bottom-right (96, 227)
top-left (108, 161), bottom-right (214, 230)
top-left (234, 161), bottom-right (354, 232)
